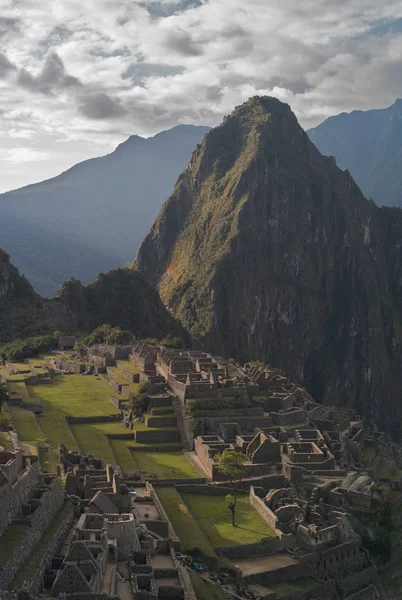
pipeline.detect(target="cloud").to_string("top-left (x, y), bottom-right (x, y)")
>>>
top-left (0, 53), bottom-right (16, 78)
top-left (78, 91), bottom-right (127, 119)
top-left (2, 0), bottom-right (402, 189)
top-left (17, 52), bottom-right (82, 94)
top-left (2, 147), bottom-right (49, 164)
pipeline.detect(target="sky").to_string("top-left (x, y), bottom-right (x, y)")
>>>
top-left (1, 0), bottom-right (402, 192)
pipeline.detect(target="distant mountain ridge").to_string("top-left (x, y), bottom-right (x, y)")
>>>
top-left (308, 99), bottom-right (402, 207)
top-left (0, 249), bottom-right (185, 344)
top-left (134, 95), bottom-right (402, 441)
top-left (0, 124), bottom-right (210, 297)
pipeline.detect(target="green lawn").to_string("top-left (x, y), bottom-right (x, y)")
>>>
top-left (0, 524), bottom-right (31, 567)
top-left (7, 381), bottom-right (30, 400)
top-left (108, 367), bottom-right (131, 385)
top-left (157, 488), bottom-right (216, 558)
top-left (180, 494), bottom-right (276, 547)
top-left (9, 405), bottom-right (45, 442)
top-left (117, 360), bottom-right (140, 375)
top-left (70, 424), bottom-right (116, 464)
top-left (133, 451), bottom-right (199, 479)
top-left (110, 438), bottom-right (139, 473)
top-left (189, 572), bottom-right (227, 600)
top-left (26, 375), bottom-right (118, 449)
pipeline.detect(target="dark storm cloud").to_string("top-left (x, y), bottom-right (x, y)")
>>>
top-left (78, 92), bottom-right (127, 119)
top-left (18, 53), bottom-right (82, 94)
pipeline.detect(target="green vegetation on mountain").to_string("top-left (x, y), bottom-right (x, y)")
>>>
top-left (134, 95), bottom-right (402, 441)
top-left (57, 268), bottom-right (186, 341)
top-left (0, 248), bottom-right (186, 346)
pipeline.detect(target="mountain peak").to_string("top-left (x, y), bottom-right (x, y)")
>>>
top-left (134, 95), bottom-right (402, 440)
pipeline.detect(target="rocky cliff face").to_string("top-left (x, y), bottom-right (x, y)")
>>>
top-left (0, 248), bottom-right (54, 343)
top-left (134, 96), bottom-right (402, 439)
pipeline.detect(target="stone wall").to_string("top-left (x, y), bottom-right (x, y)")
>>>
top-left (0, 478), bottom-right (65, 590)
top-left (0, 460), bottom-right (41, 536)
top-left (109, 396), bottom-right (127, 410)
top-left (66, 415), bottom-right (121, 425)
top-left (243, 562), bottom-right (303, 585)
top-left (148, 485), bottom-right (180, 550)
top-left (250, 486), bottom-right (279, 530)
top-left (134, 429), bottom-right (181, 443)
top-left (175, 484), bottom-right (235, 496)
top-left (218, 537), bottom-right (289, 559)
top-left (15, 504), bottom-right (74, 594)
top-left (146, 416), bottom-right (177, 428)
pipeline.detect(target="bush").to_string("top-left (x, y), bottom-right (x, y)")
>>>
top-left (0, 334), bottom-right (57, 361)
top-left (160, 335), bottom-right (185, 349)
top-left (83, 324), bottom-right (133, 346)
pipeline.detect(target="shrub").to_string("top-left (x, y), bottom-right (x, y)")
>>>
top-left (83, 324), bottom-right (133, 346)
top-left (0, 334), bottom-right (57, 361)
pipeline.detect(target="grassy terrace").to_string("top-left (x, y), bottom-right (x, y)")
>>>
top-left (156, 488), bottom-right (217, 558)
top-left (133, 451), bottom-right (199, 479)
top-left (134, 419), bottom-right (177, 431)
top-left (189, 572), bottom-right (227, 600)
top-left (28, 375), bottom-right (118, 449)
top-left (109, 438), bottom-right (138, 473)
top-left (8, 405), bottom-right (45, 442)
top-left (181, 493), bottom-right (275, 546)
top-left (108, 366), bottom-right (131, 385)
top-left (268, 578), bottom-right (322, 598)
top-left (10, 502), bottom-right (73, 591)
top-left (70, 424), bottom-right (116, 464)
top-left (117, 360), bottom-right (140, 374)
top-left (0, 524), bottom-right (31, 567)
top-left (7, 381), bottom-right (30, 399)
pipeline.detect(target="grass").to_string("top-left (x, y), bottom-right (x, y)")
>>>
top-left (7, 381), bottom-right (30, 400)
top-left (117, 360), bottom-right (140, 375)
top-left (27, 375), bottom-right (118, 449)
top-left (108, 366), bottom-right (131, 385)
top-left (40, 449), bottom-right (60, 473)
top-left (189, 572), bottom-right (227, 600)
top-left (109, 438), bottom-right (139, 473)
top-left (133, 451), bottom-right (199, 479)
top-left (180, 494), bottom-right (276, 547)
top-left (267, 582), bottom-right (299, 597)
top-left (70, 424), bottom-right (116, 464)
top-left (379, 459), bottom-right (395, 479)
top-left (0, 524), bottom-right (31, 567)
top-left (10, 502), bottom-right (73, 590)
top-left (9, 405), bottom-right (45, 442)
top-left (157, 488), bottom-right (216, 558)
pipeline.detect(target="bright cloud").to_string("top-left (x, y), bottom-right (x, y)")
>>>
top-left (1, 0), bottom-right (402, 190)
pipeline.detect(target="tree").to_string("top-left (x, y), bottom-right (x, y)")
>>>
top-left (0, 382), bottom-right (9, 413)
top-left (128, 392), bottom-right (150, 417)
top-left (215, 449), bottom-right (245, 527)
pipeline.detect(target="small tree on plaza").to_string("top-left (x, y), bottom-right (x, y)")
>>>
top-left (215, 449), bottom-right (245, 527)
